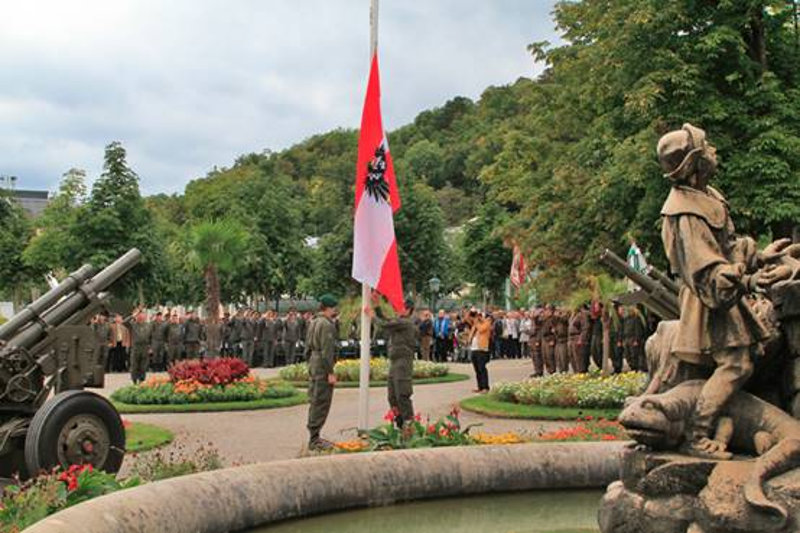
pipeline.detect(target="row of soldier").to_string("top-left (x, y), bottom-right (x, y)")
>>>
top-left (89, 307), bottom-right (315, 384)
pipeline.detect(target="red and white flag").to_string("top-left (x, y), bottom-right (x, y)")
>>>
top-left (510, 244), bottom-right (527, 288)
top-left (351, 53), bottom-right (405, 312)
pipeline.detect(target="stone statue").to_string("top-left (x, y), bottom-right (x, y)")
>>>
top-left (599, 124), bottom-right (800, 533)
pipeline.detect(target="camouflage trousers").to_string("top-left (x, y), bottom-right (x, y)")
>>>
top-left (307, 376), bottom-right (334, 444)
top-left (542, 341), bottom-right (556, 374)
top-left (530, 341), bottom-right (543, 377)
top-left (184, 342), bottom-right (200, 360)
top-left (555, 341), bottom-right (569, 373)
top-left (130, 344), bottom-right (149, 384)
top-left (241, 340), bottom-right (255, 366)
top-left (388, 358), bottom-right (414, 425)
top-left (568, 338), bottom-right (586, 373)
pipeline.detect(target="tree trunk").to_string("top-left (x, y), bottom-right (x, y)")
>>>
top-left (749, 5), bottom-right (768, 72)
top-left (205, 263), bottom-right (220, 324)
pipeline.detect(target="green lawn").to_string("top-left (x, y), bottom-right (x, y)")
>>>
top-left (460, 395), bottom-right (620, 421)
top-left (114, 391), bottom-right (308, 414)
top-left (288, 373), bottom-right (469, 389)
top-left (126, 422), bottom-right (174, 452)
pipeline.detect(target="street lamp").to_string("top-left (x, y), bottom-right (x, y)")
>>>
top-left (428, 276), bottom-right (441, 312)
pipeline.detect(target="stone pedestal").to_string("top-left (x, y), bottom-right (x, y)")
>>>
top-left (598, 448), bottom-right (800, 533)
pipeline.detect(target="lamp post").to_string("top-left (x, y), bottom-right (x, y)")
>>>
top-left (428, 276), bottom-right (441, 313)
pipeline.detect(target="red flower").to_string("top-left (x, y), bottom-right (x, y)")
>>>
top-left (584, 415), bottom-right (593, 421)
top-left (414, 413), bottom-right (422, 422)
top-left (427, 424), bottom-right (436, 434)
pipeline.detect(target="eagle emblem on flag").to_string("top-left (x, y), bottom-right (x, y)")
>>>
top-left (365, 143), bottom-right (390, 203)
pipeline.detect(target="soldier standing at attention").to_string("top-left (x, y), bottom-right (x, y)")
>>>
top-left (92, 312), bottom-right (111, 372)
top-left (541, 305), bottom-right (557, 374)
top-left (262, 311), bottom-right (279, 368)
top-left (228, 310), bottom-right (242, 358)
top-left (220, 312), bottom-right (232, 356)
top-left (365, 294), bottom-right (418, 428)
top-left (166, 313), bottom-right (183, 365)
top-left (183, 310), bottom-right (204, 359)
top-left (129, 309), bottom-right (153, 384)
top-left (283, 309), bottom-right (301, 365)
top-left (306, 295), bottom-right (339, 451)
top-left (622, 306), bottom-right (647, 371)
top-left (240, 310), bottom-right (257, 366)
top-left (529, 307), bottom-right (544, 377)
top-left (567, 306), bottom-right (586, 373)
top-left (150, 312), bottom-right (168, 371)
top-left (553, 307), bottom-right (570, 373)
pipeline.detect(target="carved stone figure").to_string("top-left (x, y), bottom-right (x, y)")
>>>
top-left (598, 124), bottom-right (800, 533)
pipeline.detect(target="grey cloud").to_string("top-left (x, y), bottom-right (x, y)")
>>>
top-left (0, 0), bottom-right (558, 195)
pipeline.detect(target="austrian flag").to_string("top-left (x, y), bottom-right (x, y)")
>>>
top-left (351, 53), bottom-right (405, 312)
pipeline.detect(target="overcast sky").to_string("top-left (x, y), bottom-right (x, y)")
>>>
top-left (0, 1), bottom-right (559, 195)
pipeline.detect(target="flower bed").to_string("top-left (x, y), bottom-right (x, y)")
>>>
top-left (491, 370), bottom-right (647, 409)
top-left (331, 409), bottom-right (628, 453)
top-left (111, 357), bottom-right (300, 407)
top-left (280, 359), bottom-right (450, 383)
top-left (1, 444), bottom-right (222, 532)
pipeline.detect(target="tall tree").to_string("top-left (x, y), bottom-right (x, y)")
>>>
top-left (187, 219), bottom-right (250, 322)
top-left (459, 201), bottom-right (512, 303)
top-left (72, 141), bottom-right (162, 300)
top-left (0, 191), bottom-right (33, 306)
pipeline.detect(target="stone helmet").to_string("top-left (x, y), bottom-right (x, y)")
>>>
top-left (656, 123), bottom-right (717, 183)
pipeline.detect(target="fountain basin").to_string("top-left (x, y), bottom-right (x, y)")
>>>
top-left (26, 442), bottom-right (625, 533)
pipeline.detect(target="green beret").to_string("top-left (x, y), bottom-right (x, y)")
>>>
top-left (319, 294), bottom-right (338, 309)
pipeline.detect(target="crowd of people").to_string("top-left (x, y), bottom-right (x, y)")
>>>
top-left (415, 303), bottom-right (653, 387)
top-left (90, 307), bottom-right (315, 383)
top-left (90, 300), bottom-right (654, 392)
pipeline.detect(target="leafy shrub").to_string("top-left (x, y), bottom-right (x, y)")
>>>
top-left (0, 465), bottom-right (139, 532)
top-left (491, 371), bottom-right (647, 409)
top-left (111, 376), bottom-right (297, 405)
top-left (280, 359), bottom-right (449, 382)
top-left (168, 357), bottom-right (249, 386)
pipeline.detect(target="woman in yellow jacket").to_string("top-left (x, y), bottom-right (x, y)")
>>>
top-left (468, 311), bottom-right (493, 393)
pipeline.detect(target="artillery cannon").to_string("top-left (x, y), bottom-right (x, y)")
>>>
top-left (0, 249), bottom-right (141, 478)
top-left (599, 249), bottom-right (680, 319)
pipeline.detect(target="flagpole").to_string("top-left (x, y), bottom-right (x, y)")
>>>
top-left (357, 0), bottom-right (379, 432)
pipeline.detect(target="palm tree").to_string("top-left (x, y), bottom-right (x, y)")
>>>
top-left (187, 219), bottom-right (250, 325)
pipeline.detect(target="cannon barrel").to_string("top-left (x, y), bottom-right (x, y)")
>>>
top-left (0, 264), bottom-right (96, 342)
top-left (599, 249), bottom-right (680, 319)
top-left (646, 265), bottom-right (680, 296)
top-left (2, 249), bottom-right (142, 353)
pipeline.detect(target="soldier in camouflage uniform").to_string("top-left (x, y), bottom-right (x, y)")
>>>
top-left (183, 310), bottom-right (204, 359)
top-left (243, 311), bottom-right (259, 366)
top-left (553, 307), bottom-right (570, 373)
top-left (92, 312), bottom-right (111, 372)
top-left (306, 295), bottom-right (339, 450)
top-left (541, 305), bottom-right (557, 374)
top-left (166, 313), bottom-right (183, 365)
top-left (129, 310), bottom-right (153, 384)
top-left (150, 312), bottom-right (169, 371)
top-left (366, 295), bottom-right (417, 428)
top-left (283, 309), bottom-right (301, 365)
top-left (260, 310), bottom-right (279, 368)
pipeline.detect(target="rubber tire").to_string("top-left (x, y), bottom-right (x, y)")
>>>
top-left (25, 390), bottom-right (126, 476)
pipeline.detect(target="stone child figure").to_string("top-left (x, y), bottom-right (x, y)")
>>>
top-left (657, 123), bottom-right (781, 459)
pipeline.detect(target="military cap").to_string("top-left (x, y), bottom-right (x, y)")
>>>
top-left (319, 294), bottom-right (339, 309)
top-left (404, 298), bottom-right (415, 310)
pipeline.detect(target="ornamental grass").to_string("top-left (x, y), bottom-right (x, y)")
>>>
top-left (279, 358), bottom-right (449, 382)
top-left (491, 370), bottom-right (647, 409)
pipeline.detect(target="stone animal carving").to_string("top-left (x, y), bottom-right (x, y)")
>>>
top-left (620, 380), bottom-right (800, 524)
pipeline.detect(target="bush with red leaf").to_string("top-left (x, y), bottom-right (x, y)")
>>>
top-left (167, 357), bottom-right (250, 386)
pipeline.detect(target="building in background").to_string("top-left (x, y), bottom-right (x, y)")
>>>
top-left (1, 175), bottom-right (50, 217)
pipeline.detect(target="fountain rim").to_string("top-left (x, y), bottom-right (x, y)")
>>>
top-left (24, 441), bottom-right (625, 533)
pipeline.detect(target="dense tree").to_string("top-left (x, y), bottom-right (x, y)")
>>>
top-left (23, 168), bottom-right (87, 276)
top-left (71, 141), bottom-right (163, 301)
top-left (459, 202), bottom-right (512, 303)
top-left (0, 191), bottom-right (33, 306)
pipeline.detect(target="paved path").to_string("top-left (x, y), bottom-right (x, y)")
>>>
top-left (100, 359), bottom-right (575, 468)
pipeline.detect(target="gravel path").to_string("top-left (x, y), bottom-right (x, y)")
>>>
top-left (99, 359), bottom-right (576, 468)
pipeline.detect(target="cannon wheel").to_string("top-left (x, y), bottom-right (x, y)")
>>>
top-left (24, 390), bottom-right (125, 476)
